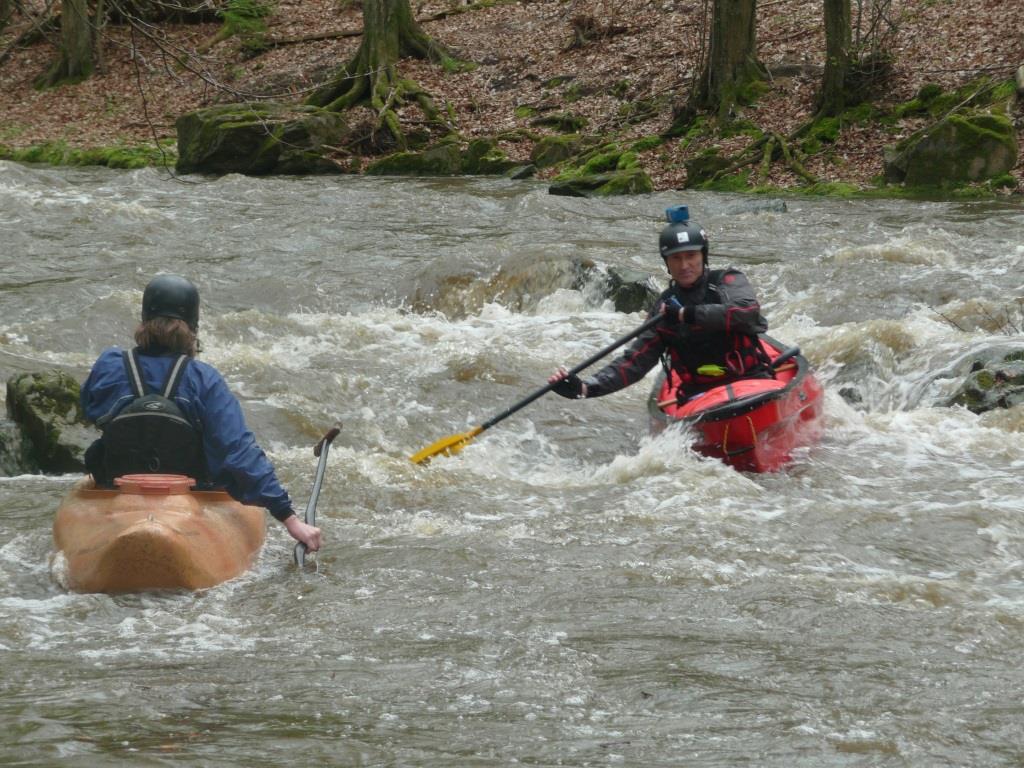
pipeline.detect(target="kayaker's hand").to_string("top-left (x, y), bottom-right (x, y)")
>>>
top-left (549, 367), bottom-right (587, 399)
top-left (284, 515), bottom-right (322, 552)
top-left (659, 297), bottom-right (684, 324)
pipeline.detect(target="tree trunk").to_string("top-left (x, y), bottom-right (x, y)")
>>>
top-left (1, 0), bottom-right (13, 36)
top-left (691, 0), bottom-right (762, 120)
top-left (818, 0), bottom-right (852, 115)
top-left (36, 0), bottom-right (93, 87)
top-left (306, 0), bottom-right (457, 148)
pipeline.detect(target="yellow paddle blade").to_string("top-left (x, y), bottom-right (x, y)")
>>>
top-left (409, 426), bottom-right (484, 464)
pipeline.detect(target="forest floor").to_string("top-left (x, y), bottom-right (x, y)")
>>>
top-left (0, 0), bottom-right (1022, 192)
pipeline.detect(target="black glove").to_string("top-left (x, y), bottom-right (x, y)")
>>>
top-left (659, 296), bottom-right (684, 324)
top-left (551, 372), bottom-right (586, 399)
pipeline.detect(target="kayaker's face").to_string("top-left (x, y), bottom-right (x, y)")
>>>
top-left (665, 250), bottom-right (704, 288)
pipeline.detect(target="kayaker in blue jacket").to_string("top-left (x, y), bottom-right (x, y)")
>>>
top-left (81, 274), bottom-right (322, 552)
top-left (549, 206), bottom-right (772, 401)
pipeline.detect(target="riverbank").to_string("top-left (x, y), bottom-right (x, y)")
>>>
top-left (1, 0), bottom-right (1022, 194)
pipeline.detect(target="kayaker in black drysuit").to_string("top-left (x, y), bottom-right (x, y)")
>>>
top-left (80, 274), bottom-right (322, 553)
top-left (549, 206), bottom-right (773, 403)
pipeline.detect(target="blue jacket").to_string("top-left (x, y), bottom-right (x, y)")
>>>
top-left (81, 347), bottom-right (295, 521)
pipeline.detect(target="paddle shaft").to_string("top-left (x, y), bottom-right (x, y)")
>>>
top-left (294, 426), bottom-right (341, 567)
top-left (478, 313), bottom-right (664, 433)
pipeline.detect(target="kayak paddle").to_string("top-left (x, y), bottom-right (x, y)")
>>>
top-left (294, 425), bottom-right (341, 568)
top-left (410, 314), bottom-right (664, 464)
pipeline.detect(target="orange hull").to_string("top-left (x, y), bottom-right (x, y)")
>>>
top-left (53, 476), bottom-right (266, 593)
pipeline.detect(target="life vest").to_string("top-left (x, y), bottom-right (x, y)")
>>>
top-left (662, 270), bottom-right (773, 397)
top-left (97, 349), bottom-right (206, 482)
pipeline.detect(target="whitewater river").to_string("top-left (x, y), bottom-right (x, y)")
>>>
top-left (2, 161), bottom-right (1024, 766)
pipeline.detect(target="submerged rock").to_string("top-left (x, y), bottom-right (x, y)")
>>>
top-left (548, 168), bottom-right (653, 197)
top-left (5, 371), bottom-right (93, 474)
top-left (0, 420), bottom-right (33, 475)
top-left (947, 352), bottom-right (1024, 414)
top-left (572, 263), bottom-right (661, 313)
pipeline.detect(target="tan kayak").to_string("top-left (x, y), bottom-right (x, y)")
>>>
top-left (53, 474), bottom-right (266, 593)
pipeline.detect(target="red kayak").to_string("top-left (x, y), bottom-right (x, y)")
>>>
top-left (648, 335), bottom-right (823, 472)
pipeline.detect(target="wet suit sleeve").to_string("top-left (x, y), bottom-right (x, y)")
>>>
top-left (582, 314), bottom-right (667, 398)
top-left (192, 366), bottom-right (296, 522)
top-left (686, 269), bottom-right (767, 335)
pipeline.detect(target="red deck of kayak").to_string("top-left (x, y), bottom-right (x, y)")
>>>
top-left (648, 336), bottom-right (823, 472)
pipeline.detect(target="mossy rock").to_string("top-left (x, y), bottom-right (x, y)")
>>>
top-left (548, 168), bottom-right (653, 198)
top-left (530, 113), bottom-right (587, 133)
top-left (366, 143), bottom-right (463, 176)
top-left (530, 134), bottom-right (585, 169)
top-left (683, 152), bottom-right (733, 188)
top-left (5, 371), bottom-right (93, 473)
top-left (605, 266), bottom-right (660, 313)
top-left (884, 111), bottom-right (1018, 187)
top-left (175, 102), bottom-right (348, 176)
top-left (461, 139), bottom-right (521, 175)
top-left (948, 357), bottom-right (1024, 414)
top-left (0, 421), bottom-right (35, 475)
top-left (506, 164), bottom-right (536, 179)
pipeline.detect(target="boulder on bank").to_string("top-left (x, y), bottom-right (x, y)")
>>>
top-left (548, 168), bottom-right (653, 197)
top-left (883, 111), bottom-right (1018, 187)
top-left (365, 138), bottom-right (521, 176)
top-left (530, 134), bottom-right (587, 169)
top-left (175, 103), bottom-right (349, 176)
top-left (5, 371), bottom-right (93, 474)
top-left (947, 353), bottom-right (1024, 414)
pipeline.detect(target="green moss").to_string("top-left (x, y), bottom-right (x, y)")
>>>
top-left (530, 112), bottom-right (587, 132)
top-left (917, 83), bottom-right (943, 103)
top-left (841, 103), bottom-right (880, 124)
top-left (597, 168), bottom-right (652, 196)
top-left (698, 170), bottom-right (752, 192)
top-left (735, 78), bottom-right (768, 106)
top-left (579, 148), bottom-right (622, 175)
top-left (615, 150), bottom-right (638, 170)
top-left (721, 119), bottom-right (762, 139)
top-left (990, 79), bottom-right (1016, 104)
top-left (530, 134), bottom-right (585, 168)
top-left (802, 181), bottom-right (866, 197)
top-left (442, 58), bottom-right (476, 74)
top-left (617, 97), bottom-right (665, 125)
top-left (4, 140), bottom-right (175, 168)
top-left (630, 135), bottom-right (663, 152)
top-left (800, 116), bottom-right (840, 155)
top-left (975, 370), bottom-right (996, 389)
top-left (514, 105), bottom-right (537, 119)
top-left (989, 174), bottom-right (1018, 191)
top-left (543, 75), bottom-right (573, 89)
top-left (612, 80), bottom-right (630, 99)
top-left (221, 0), bottom-right (271, 31)
top-left (563, 83), bottom-right (583, 103)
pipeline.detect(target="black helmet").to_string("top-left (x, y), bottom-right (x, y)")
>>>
top-left (658, 204), bottom-right (708, 262)
top-left (142, 274), bottom-right (199, 331)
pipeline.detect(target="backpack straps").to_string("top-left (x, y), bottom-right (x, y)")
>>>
top-left (121, 348), bottom-right (191, 399)
top-left (161, 354), bottom-right (190, 399)
top-left (122, 349), bottom-right (146, 397)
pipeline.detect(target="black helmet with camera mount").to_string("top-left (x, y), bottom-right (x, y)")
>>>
top-left (658, 205), bottom-right (709, 263)
top-left (141, 274), bottom-right (200, 332)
